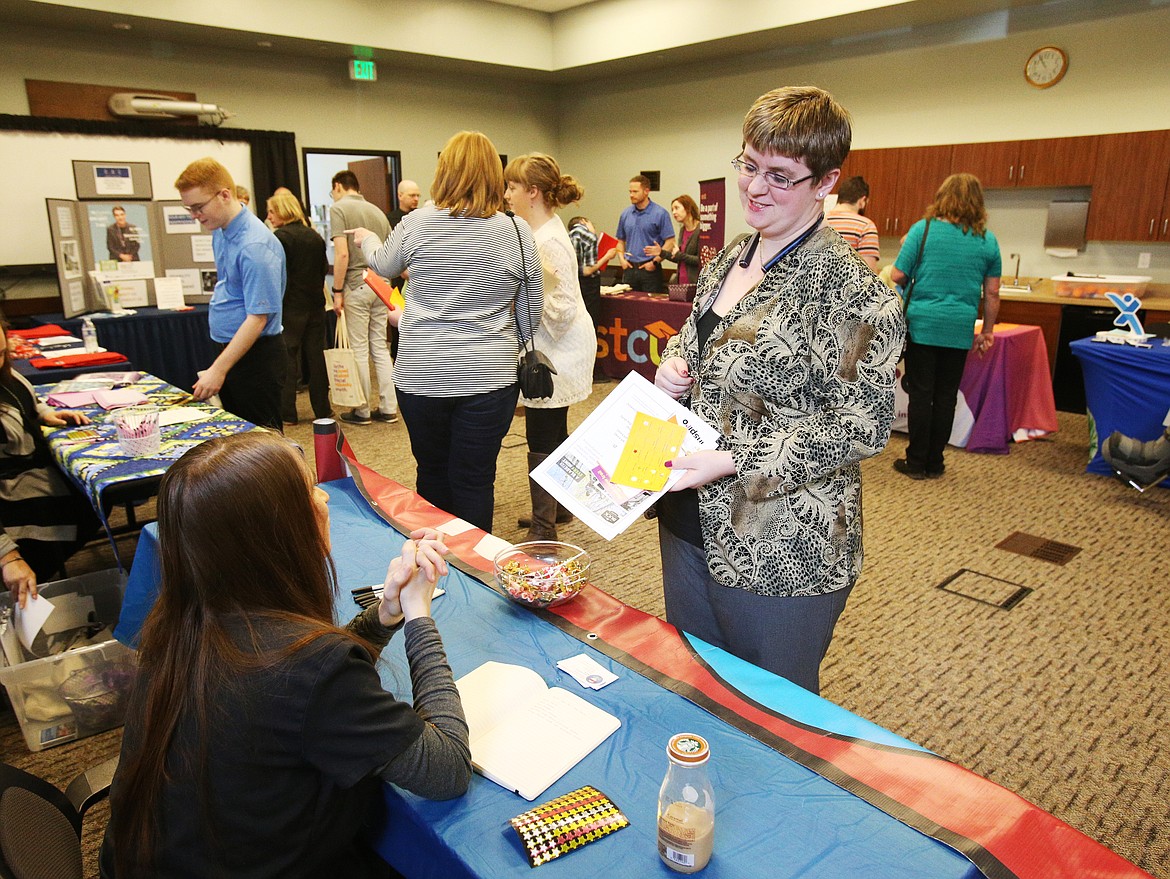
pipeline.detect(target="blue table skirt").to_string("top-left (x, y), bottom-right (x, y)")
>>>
top-left (119, 480), bottom-right (975, 879)
top-left (1070, 337), bottom-right (1170, 486)
top-left (36, 306), bottom-right (216, 392)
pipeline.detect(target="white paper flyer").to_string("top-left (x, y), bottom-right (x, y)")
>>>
top-left (531, 372), bottom-right (719, 541)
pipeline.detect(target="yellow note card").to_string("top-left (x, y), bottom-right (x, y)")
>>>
top-left (610, 411), bottom-right (686, 491)
top-left (389, 285), bottom-right (406, 312)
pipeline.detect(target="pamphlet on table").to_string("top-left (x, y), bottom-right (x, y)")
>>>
top-left (530, 372), bottom-right (719, 540)
top-left (455, 661), bottom-right (620, 801)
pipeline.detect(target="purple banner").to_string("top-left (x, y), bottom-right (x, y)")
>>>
top-left (698, 178), bottom-right (726, 268)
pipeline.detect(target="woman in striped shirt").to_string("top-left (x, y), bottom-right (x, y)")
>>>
top-left (354, 131), bottom-right (543, 533)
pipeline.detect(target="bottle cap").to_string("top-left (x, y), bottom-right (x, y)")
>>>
top-left (667, 733), bottom-right (709, 765)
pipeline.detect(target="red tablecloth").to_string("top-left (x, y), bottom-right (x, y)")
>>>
top-left (596, 291), bottom-right (692, 380)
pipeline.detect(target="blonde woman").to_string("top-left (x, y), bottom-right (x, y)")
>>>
top-left (504, 153), bottom-right (595, 540)
top-left (352, 132), bottom-right (543, 533)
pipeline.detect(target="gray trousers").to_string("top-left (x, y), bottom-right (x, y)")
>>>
top-left (658, 523), bottom-right (853, 695)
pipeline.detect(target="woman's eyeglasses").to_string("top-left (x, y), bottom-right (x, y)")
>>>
top-left (731, 157), bottom-right (813, 191)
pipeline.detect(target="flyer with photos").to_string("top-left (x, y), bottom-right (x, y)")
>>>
top-left (530, 372), bottom-right (719, 541)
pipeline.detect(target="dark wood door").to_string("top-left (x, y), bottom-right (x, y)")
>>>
top-left (349, 157), bottom-right (391, 215)
top-left (1017, 135), bottom-right (1100, 187)
top-left (951, 141), bottom-right (1019, 188)
top-left (1086, 131), bottom-right (1170, 241)
top-left (891, 145), bottom-right (954, 238)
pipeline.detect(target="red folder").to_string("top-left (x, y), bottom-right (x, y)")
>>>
top-left (8, 325), bottom-right (68, 340)
top-left (29, 351), bottom-right (129, 369)
top-left (596, 232), bottom-right (619, 263)
top-left (362, 270), bottom-right (404, 312)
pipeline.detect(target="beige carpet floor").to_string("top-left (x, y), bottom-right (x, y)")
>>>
top-left (3, 380), bottom-right (1167, 878)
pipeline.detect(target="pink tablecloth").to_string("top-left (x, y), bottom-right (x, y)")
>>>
top-left (961, 323), bottom-right (1059, 453)
top-left (894, 323), bottom-right (1059, 454)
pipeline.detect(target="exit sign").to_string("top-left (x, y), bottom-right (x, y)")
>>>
top-left (349, 59), bottom-right (377, 81)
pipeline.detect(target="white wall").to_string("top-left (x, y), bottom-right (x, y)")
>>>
top-left (0, 21), bottom-right (559, 299)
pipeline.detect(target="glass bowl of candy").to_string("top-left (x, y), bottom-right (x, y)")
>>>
top-left (493, 541), bottom-right (590, 609)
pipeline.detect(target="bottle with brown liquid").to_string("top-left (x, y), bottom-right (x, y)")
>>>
top-left (657, 733), bottom-right (714, 873)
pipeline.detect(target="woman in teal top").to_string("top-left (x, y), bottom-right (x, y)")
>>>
top-left (891, 173), bottom-right (1001, 479)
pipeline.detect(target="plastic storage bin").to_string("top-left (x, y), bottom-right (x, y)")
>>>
top-left (1050, 275), bottom-right (1151, 299)
top-left (0, 568), bottom-right (136, 751)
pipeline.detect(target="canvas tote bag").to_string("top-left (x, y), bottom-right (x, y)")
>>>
top-left (324, 311), bottom-right (366, 409)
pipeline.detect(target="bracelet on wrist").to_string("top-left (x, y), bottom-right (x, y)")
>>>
top-left (332, 288), bottom-right (344, 295)
top-left (2, 556), bottom-right (24, 568)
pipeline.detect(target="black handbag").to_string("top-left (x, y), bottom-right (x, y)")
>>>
top-left (509, 213), bottom-right (557, 400)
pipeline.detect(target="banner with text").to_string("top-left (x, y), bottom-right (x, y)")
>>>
top-left (698, 178), bottom-right (726, 268)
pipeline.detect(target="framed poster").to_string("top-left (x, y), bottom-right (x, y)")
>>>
top-left (72, 160), bottom-right (153, 200)
top-left (85, 201), bottom-right (154, 270)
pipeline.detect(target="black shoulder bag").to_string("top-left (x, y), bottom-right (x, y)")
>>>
top-left (902, 218), bottom-right (932, 312)
top-left (509, 212), bottom-right (557, 400)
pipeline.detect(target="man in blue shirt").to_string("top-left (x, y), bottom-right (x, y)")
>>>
top-left (175, 158), bottom-right (286, 430)
top-left (616, 175), bottom-right (675, 293)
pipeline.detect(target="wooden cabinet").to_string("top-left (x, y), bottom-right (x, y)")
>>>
top-left (841, 129), bottom-right (1170, 243)
top-left (838, 145), bottom-right (952, 238)
top-left (951, 140), bottom-right (1019, 188)
top-left (1086, 130), bottom-right (1170, 242)
top-left (837, 147), bottom-right (900, 235)
top-left (889, 146), bottom-right (953, 238)
top-left (951, 136), bottom-right (1099, 188)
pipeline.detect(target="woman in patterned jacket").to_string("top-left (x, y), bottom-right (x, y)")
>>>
top-left (654, 86), bottom-right (905, 694)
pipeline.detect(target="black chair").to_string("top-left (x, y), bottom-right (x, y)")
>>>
top-left (0, 756), bottom-right (118, 879)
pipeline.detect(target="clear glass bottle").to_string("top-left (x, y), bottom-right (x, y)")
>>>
top-left (657, 733), bottom-right (715, 873)
top-left (81, 317), bottom-right (98, 353)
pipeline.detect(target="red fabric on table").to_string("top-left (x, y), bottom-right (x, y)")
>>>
top-left (961, 323), bottom-right (1058, 454)
top-left (8, 324), bottom-right (68, 340)
top-left (596, 291), bottom-right (693, 381)
top-left (28, 351), bottom-right (129, 369)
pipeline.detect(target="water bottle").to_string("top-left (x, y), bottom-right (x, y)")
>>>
top-left (81, 317), bottom-right (98, 353)
top-left (657, 733), bottom-right (715, 873)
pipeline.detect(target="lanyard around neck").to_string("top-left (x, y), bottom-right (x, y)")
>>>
top-left (738, 215), bottom-right (823, 272)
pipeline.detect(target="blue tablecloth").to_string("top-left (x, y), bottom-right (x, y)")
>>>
top-left (35, 306), bottom-right (216, 392)
top-left (118, 479), bottom-right (976, 879)
top-left (1070, 337), bottom-right (1170, 486)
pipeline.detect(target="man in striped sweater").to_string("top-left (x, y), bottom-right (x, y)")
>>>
top-left (825, 176), bottom-right (880, 271)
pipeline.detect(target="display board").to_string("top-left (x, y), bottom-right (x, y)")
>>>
top-left (45, 198), bottom-right (209, 317)
top-left (0, 128), bottom-right (250, 268)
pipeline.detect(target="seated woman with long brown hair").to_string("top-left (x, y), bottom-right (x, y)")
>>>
top-left (101, 432), bottom-right (471, 878)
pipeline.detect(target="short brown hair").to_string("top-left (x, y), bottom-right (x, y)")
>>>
top-left (630, 175), bottom-right (651, 190)
top-left (431, 131), bottom-right (505, 219)
top-left (331, 170), bottom-right (360, 192)
top-left (504, 153), bottom-right (584, 209)
top-left (266, 192), bottom-right (307, 227)
top-left (174, 157), bottom-right (234, 194)
top-left (741, 86), bottom-right (852, 181)
top-left (836, 176), bottom-right (869, 204)
top-left (926, 173), bottom-right (988, 236)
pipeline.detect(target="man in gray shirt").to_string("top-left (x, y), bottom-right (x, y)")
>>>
top-left (329, 170), bottom-right (396, 424)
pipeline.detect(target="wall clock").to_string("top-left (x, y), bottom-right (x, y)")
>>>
top-left (1025, 46), bottom-right (1068, 89)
